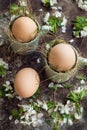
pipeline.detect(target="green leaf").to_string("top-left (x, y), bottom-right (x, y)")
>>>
top-left (78, 90), bottom-right (86, 100)
top-left (68, 91), bottom-right (78, 102)
top-left (76, 74), bottom-right (86, 80)
top-left (0, 91), bottom-right (3, 97)
top-left (48, 16), bottom-right (62, 33)
top-left (31, 103), bottom-right (40, 112)
top-left (9, 4), bottom-right (21, 14)
top-left (63, 83), bottom-right (73, 88)
top-left (73, 16), bottom-right (87, 37)
top-left (0, 86), bottom-right (6, 97)
top-left (47, 101), bottom-right (55, 110)
top-left (49, 84), bottom-right (58, 90)
top-left (54, 123), bottom-right (59, 130)
top-left (11, 107), bottom-right (24, 120)
top-left (43, 0), bottom-right (50, 7)
top-left (45, 119), bottom-right (51, 124)
top-left (10, 4), bottom-right (20, 11)
top-left (73, 31), bottom-right (80, 37)
top-left (0, 65), bottom-right (6, 76)
top-left (11, 109), bottom-right (20, 120)
top-left (68, 90), bottom-right (86, 103)
top-left (61, 113), bottom-right (69, 119)
top-left (75, 103), bottom-right (82, 115)
top-left (52, 23), bottom-right (57, 33)
top-left (51, 112), bottom-right (58, 118)
top-left (19, 107), bottom-right (24, 115)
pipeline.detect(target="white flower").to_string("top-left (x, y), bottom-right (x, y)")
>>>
top-left (54, 11), bottom-right (62, 17)
top-left (68, 118), bottom-right (73, 126)
top-left (39, 8), bottom-right (43, 12)
top-left (73, 87), bottom-right (82, 93)
top-left (56, 84), bottom-right (63, 88)
top-left (80, 80), bottom-right (85, 85)
top-left (54, 106), bottom-right (58, 112)
top-left (60, 103), bottom-right (70, 114)
top-left (25, 113), bottom-right (30, 121)
top-left (31, 110), bottom-right (36, 115)
top-left (46, 44), bottom-right (50, 50)
top-left (76, 0), bottom-right (87, 11)
top-left (37, 99), bottom-right (43, 107)
top-left (75, 113), bottom-right (82, 120)
top-left (58, 6), bottom-right (62, 11)
top-left (51, 6), bottom-right (58, 10)
top-left (14, 119), bottom-right (19, 124)
top-left (69, 39), bottom-right (74, 43)
top-left (6, 81), bottom-right (10, 86)
top-left (61, 17), bottom-right (67, 33)
top-left (53, 118), bottom-right (58, 123)
top-left (42, 25), bottom-right (52, 31)
top-left (48, 82), bottom-right (54, 88)
top-left (4, 83), bottom-right (13, 91)
top-left (20, 120), bottom-right (30, 125)
top-left (61, 17), bottom-right (67, 26)
top-left (5, 86), bottom-right (12, 91)
top-left (37, 119), bottom-right (43, 124)
top-left (18, 103), bottom-right (43, 127)
top-left (50, 0), bottom-right (57, 6)
top-left (63, 118), bottom-right (67, 123)
top-left (67, 100), bottom-right (71, 104)
top-left (18, 104), bottom-right (30, 111)
top-left (37, 113), bottom-right (43, 118)
top-left (10, 15), bottom-right (16, 22)
top-left (32, 119), bottom-right (43, 127)
top-left (61, 107), bottom-right (69, 114)
top-left (42, 102), bottom-right (48, 111)
top-left (31, 115), bottom-right (37, 122)
top-left (80, 27), bottom-right (87, 37)
top-left (57, 102), bottom-right (64, 108)
top-left (9, 115), bottom-right (13, 120)
top-left (19, 0), bottom-right (27, 6)
top-left (37, 58), bottom-right (41, 63)
top-left (16, 96), bottom-right (23, 100)
top-left (31, 114), bottom-right (43, 127)
top-left (43, 12), bottom-right (50, 23)
top-left (20, 115), bottom-right (25, 120)
top-left (25, 10), bottom-right (29, 15)
top-left (80, 107), bottom-right (83, 113)
top-left (60, 118), bottom-right (67, 126)
top-left (58, 100), bottom-right (77, 116)
top-left (5, 93), bottom-right (14, 98)
top-left (61, 26), bottom-right (66, 33)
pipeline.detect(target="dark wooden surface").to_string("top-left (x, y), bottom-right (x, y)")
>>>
top-left (0, 0), bottom-right (18, 13)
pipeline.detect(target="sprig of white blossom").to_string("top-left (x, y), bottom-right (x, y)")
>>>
top-left (41, 0), bottom-right (57, 7)
top-left (76, 0), bottom-right (87, 11)
top-left (42, 10), bottom-right (67, 33)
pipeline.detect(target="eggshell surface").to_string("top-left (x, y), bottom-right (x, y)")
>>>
top-left (14, 68), bottom-right (40, 98)
top-left (11, 16), bottom-right (38, 42)
top-left (48, 43), bottom-right (76, 72)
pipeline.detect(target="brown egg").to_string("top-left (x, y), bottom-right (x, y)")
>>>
top-left (48, 43), bottom-right (76, 72)
top-left (11, 16), bottom-right (38, 42)
top-left (14, 68), bottom-right (40, 98)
